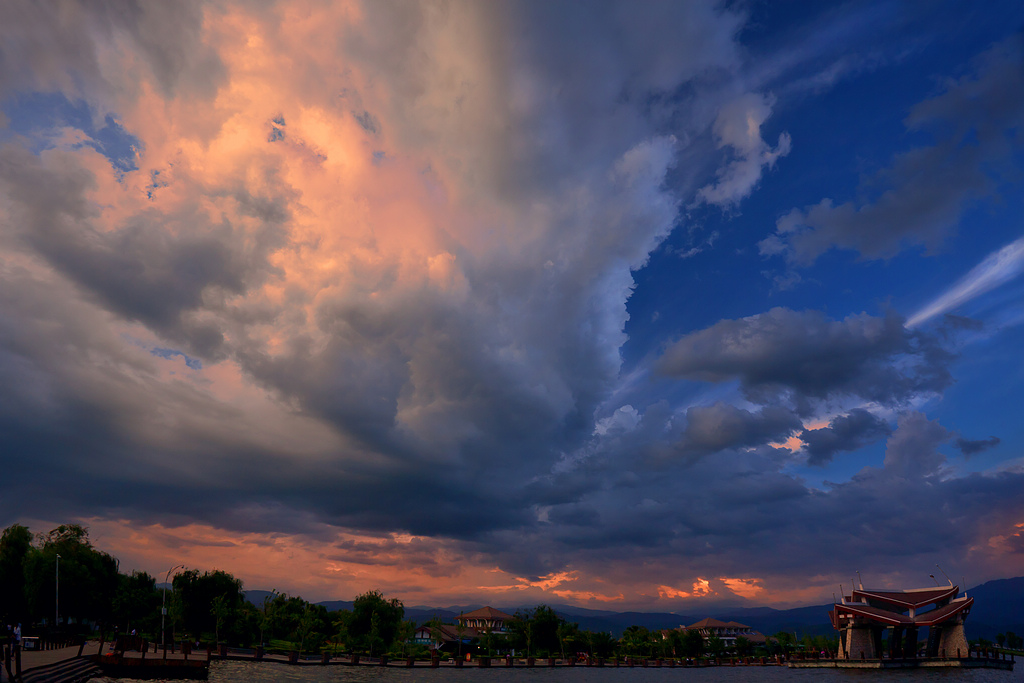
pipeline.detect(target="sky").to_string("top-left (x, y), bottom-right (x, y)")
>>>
top-left (1, 0), bottom-right (1024, 611)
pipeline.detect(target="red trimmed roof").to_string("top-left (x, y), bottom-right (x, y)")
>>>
top-left (723, 621), bottom-right (750, 629)
top-left (835, 603), bottom-right (914, 626)
top-left (833, 595), bottom-right (972, 627)
top-left (415, 623), bottom-right (481, 640)
top-left (458, 606), bottom-right (513, 621)
top-left (914, 597), bottom-right (973, 626)
top-left (852, 585), bottom-right (958, 609)
top-left (688, 618), bottom-right (734, 629)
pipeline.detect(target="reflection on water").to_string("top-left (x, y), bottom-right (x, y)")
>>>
top-left (88, 660), bottom-right (1023, 683)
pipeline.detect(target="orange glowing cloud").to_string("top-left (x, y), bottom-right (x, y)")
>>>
top-left (720, 577), bottom-right (764, 600)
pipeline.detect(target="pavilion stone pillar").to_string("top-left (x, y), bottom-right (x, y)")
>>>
top-left (889, 627), bottom-right (903, 658)
top-left (926, 626), bottom-right (942, 657)
top-left (938, 623), bottom-right (968, 658)
top-left (846, 624), bottom-right (876, 659)
top-left (904, 628), bottom-right (918, 658)
top-left (872, 627), bottom-right (884, 659)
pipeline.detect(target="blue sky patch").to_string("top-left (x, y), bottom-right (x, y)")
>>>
top-left (150, 347), bottom-right (203, 370)
top-left (0, 92), bottom-right (141, 172)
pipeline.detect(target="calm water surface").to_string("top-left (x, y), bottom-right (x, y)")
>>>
top-left (89, 660), bottom-right (1023, 683)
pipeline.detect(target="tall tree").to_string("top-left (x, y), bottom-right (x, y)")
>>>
top-left (0, 524), bottom-right (32, 625)
top-left (172, 569), bottom-right (243, 638)
top-left (112, 571), bottom-right (160, 634)
top-left (25, 524), bottom-right (119, 627)
top-left (348, 590), bottom-right (404, 654)
top-left (679, 629), bottom-right (705, 658)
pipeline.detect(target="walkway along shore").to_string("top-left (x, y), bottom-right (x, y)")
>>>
top-left (2, 640), bottom-right (1015, 683)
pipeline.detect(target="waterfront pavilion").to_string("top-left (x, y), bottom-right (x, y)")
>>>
top-left (829, 584), bottom-right (972, 659)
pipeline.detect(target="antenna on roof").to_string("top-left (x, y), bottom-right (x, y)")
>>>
top-left (962, 576), bottom-right (967, 597)
top-left (839, 584), bottom-right (845, 605)
top-left (832, 592), bottom-right (837, 606)
top-left (929, 574), bottom-right (940, 587)
top-left (936, 564), bottom-right (953, 586)
top-left (856, 571), bottom-right (863, 590)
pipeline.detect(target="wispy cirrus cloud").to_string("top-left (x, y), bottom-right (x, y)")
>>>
top-left (907, 235), bottom-right (1024, 327)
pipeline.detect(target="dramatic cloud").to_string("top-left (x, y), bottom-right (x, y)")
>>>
top-left (800, 409), bottom-right (893, 466)
top-left (883, 412), bottom-right (949, 478)
top-left (0, 0), bottom-right (754, 558)
top-left (676, 403), bottom-right (801, 460)
top-left (2, 1), bottom-right (1023, 608)
top-left (760, 35), bottom-right (1024, 264)
top-left (657, 308), bottom-right (953, 412)
top-left (955, 436), bottom-right (1001, 457)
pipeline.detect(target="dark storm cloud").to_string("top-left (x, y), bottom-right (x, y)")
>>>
top-left (955, 436), bottom-right (1001, 456)
top-left (479, 426), bottom-right (1024, 583)
top-left (883, 412), bottom-right (949, 478)
top-left (676, 403), bottom-right (801, 459)
top-left (3, 0), bottom-right (1023, 603)
top-left (799, 409), bottom-right (892, 466)
top-left (0, 145), bottom-right (287, 358)
top-left (761, 34), bottom-right (1024, 264)
top-left (657, 308), bottom-right (952, 411)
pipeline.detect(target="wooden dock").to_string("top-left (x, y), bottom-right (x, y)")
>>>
top-left (787, 649), bottom-right (1015, 671)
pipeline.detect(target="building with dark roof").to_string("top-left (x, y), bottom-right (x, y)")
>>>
top-left (682, 617), bottom-right (766, 648)
top-left (829, 583), bottom-right (972, 659)
top-left (456, 607), bottom-right (513, 633)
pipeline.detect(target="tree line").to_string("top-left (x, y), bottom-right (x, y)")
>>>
top-left (2, 523), bottom-right (835, 659)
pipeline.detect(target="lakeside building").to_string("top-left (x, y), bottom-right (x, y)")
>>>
top-left (413, 622), bottom-right (480, 650)
top-left (414, 606), bottom-right (513, 651)
top-left (829, 583), bottom-right (972, 659)
top-left (682, 618), bottom-right (767, 648)
top-left (456, 607), bottom-right (513, 633)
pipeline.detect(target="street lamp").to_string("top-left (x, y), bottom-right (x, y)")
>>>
top-left (55, 554), bottom-right (61, 628)
top-left (259, 589), bottom-right (278, 648)
top-left (161, 565), bottom-right (184, 652)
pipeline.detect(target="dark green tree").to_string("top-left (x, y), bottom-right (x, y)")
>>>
top-left (772, 631), bottom-right (796, 655)
top-left (735, 635), bottom-right (754, 656)
top-left (172, 569), bottom-right (243, 639)
top-left (112, 571), bottom-right (160, 635)
top-left (557, 621), bottom-right (579, 660)
top-left (530, 605), bottom-right (561, 655)
top-left (707, 633), bottom-right (725, 657)
top-left (0, 524), bottom-right (33, 625)
top-left (296, 603), bottom-right (331, 654)
top-left (680, 629), bottom-right (705, 658)
top-left (621, 625), bottom-right (653, 657)
top-left (587, 631), bottom-right (616, 658)
top-left (506, 612), bottom-right (530, 655)
top-left (348, 590), bottom-right (404, 654)
top-left (25, 524), bottom-right (119, 628)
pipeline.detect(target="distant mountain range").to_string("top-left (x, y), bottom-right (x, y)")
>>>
top-left (242, 575), bottom-right (1024, 640)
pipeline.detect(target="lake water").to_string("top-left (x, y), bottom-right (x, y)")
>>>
top-left (88, 659), bottom-right (1023, 683)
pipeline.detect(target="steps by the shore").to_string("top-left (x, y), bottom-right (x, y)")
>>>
top-left (17, 657), bottom-right (102, 683)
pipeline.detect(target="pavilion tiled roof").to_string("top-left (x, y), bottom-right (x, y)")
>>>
top-left (851, 585), bottom-right (958, 609)
top-left (415, 623), bottom-right (481, 641)
top-left (913, 596), bottom-right (973, 626)
top-left (687, 617), bottom-right (732, 629)
top-left (458, 606), bottom-right (514, 620)
top-left (834, 602), bottom-right (914, 626)
top-left (832, 595), bottom-right (973, 627)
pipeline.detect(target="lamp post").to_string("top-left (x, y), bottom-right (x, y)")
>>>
top-left (55, 554), bottom-right (61, 628)
top-left (259, 589), bottom-right (278, 648)
top-left (161, 565), bottom-right (184, 652)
